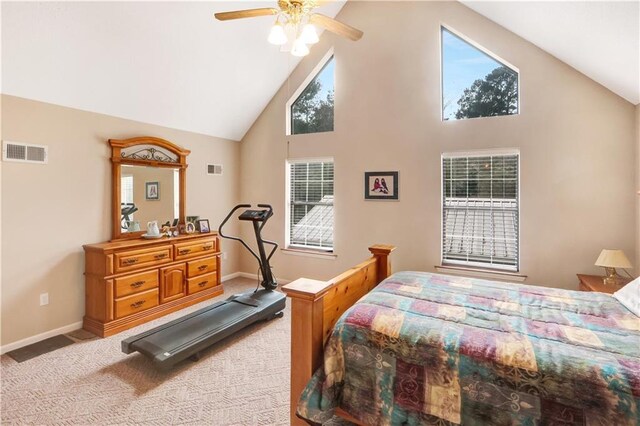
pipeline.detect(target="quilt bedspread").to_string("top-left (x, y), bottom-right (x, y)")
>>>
top-left (297, 271), bottom-right (640, 425)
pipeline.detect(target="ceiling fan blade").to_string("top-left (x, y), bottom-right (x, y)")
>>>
top-left (310, 13), bottom-right (363, 41)
top-left (214, 8), bottom-right (278, 21)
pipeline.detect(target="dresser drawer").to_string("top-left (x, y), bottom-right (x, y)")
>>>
top-left (114, 289), bottom-right (159, 319)
top-left (187, 256), bottom-right (217, 278)
top-left (114, 270), bottom-right (159, 298)
top-left (175, 239), bottom-right (216, 261)
top-left (114, 245), bottom-right (173, 273)
top-left (187, 272), bottom-right (218, 294)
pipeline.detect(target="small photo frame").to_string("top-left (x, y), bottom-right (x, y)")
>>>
top-left (145, 181), bottom-right (159, 200)
top-left (197, 219), bottom-right (211, 233)
top-left (185, 222), bottom-right (196, 234)
top-left (186, 215), bottom-right (200, 224)
top-left (364, 171), bottom-right (399, 200)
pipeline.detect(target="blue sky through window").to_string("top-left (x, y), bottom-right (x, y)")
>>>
top-left (316, 56), bottom-right (335, 101)
top-left (442, 28), bottom-right (508, 120)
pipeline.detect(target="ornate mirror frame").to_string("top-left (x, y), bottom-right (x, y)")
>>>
top-left (109, 136), bottom-right (190, 240)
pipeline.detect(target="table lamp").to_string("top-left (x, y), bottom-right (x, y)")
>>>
top-left (595, 249), bottom-right (632, 285)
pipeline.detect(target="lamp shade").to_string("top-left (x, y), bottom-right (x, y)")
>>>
top-left (595, 249), bottom-right (633, 268)
top-left (299, 24), bottom-right (319, 44)
top-left (291, 38), bottom-right (309, 57)
top-left (268, 23), bottom-right (287, 45)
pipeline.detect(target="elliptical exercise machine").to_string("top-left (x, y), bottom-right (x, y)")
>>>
top-left (121, 204), bottom-right (286, 370)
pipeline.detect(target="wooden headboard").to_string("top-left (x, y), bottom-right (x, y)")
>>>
top-left (282, 244), bottom-right (396, 425)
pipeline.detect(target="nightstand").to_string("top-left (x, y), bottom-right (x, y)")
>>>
top-left (577, 274), bottom-right (631, 294)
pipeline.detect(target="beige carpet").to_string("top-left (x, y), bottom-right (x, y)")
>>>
top-left (1, 278), bottom-right (292, 425)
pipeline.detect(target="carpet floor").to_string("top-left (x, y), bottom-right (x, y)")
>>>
top-left (1, 278), bottom-right (292, 425)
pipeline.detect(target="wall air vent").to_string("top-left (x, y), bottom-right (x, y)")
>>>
top-left (207, 164), bottom-right (223, 175)
top-left (2, 141), bottom-right (48, 164)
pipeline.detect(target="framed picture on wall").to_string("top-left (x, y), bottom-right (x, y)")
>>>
top-left (145, 181), bottom-right (160, 200)
top-left (364, 171), bottom-right (399, 200)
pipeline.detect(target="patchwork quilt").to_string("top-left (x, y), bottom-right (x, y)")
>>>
top-left (297, 272), bottom-right (640, 425)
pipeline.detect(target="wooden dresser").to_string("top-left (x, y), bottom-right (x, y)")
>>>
top-left (83, 233), bottom-right (222, 337)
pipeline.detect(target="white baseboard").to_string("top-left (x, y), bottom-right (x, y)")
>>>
top-left (2, 272), bottom-right (290, 355)
top-left (1, 321), bottom-right (83, 355)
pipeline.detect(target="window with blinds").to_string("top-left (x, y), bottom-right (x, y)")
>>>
top-left (442, 152), bottom-right (519, 270)
top-left (287, 160), bottom-right (334, 251)
top-left (121, 175), bottom-right (134, 205)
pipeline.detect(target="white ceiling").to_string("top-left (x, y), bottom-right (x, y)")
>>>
top-left (1, 1), bottom-right (345, 141)
top-left (461, 1), bottom-right (640, 105)
top-left (2, 2), bottom-right (638, 143)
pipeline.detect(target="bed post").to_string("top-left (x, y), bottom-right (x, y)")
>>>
top-left (282, 244), bottom-right (396, 425)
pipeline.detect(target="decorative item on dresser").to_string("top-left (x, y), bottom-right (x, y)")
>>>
top-left (83, 234), bottom-right (221, 337)
top-left (577, 273), bottom-right (632, 294)
top-left (83, 136), bottom-right (223, 337)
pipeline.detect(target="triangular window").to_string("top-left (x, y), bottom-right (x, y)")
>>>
top-left (290, 55), bottom-right (335, 135)
top-left (442, 27), bottom-right (519, 121)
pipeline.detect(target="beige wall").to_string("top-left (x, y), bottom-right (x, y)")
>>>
top-left (1, 95), bottom-right (241, 347)
top-left (239, 1), bottom-right (637, 289)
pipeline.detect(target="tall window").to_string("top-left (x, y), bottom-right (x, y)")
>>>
top-left (286, 159), bottom-right (334, 251)
top-left (442, 151), bottom-right (519, 270)
top-left (290, 55), bottom-right (335, 135)
top-left (441, 26), bottom-right (519, 121)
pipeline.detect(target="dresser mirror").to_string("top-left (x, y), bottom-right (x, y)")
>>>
top-left (109, 137), bottom-right (190, 240)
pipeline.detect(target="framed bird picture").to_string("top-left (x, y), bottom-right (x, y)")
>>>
top-left (364, 171), bottom-right (399, 200)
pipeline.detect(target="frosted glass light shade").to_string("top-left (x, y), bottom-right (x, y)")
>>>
top-left (268, 23), bottom-right (287, 45)
top-left (300, 24), bottom-right (319, 44)
top-left (291, 38), bottom-right (310, 57)
top-left (595, 249), bottom-right (633, 268)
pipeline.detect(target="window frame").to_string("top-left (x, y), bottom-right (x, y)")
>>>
top-left (285, 48), bottom-right (335, 136)
top-left (439, 24), bottom-right (521, 122)
top-left (285, 157), bottom-right (335, 253)
top-left (440, 148), bottom-right (521, 272)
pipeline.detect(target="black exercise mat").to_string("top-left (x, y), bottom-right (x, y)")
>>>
top-left (6, 334), bottom-right (75, 363)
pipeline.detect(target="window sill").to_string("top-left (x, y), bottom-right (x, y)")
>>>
top-left (434, 265), bottom-right (527, 282)
top-left (281, 248), bottom-right (337, 260)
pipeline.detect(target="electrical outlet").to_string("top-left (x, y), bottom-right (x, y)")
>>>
top-left (222, 252), bottom-right (228, 260)
top-left (40, 293), bottom-right (49, 306)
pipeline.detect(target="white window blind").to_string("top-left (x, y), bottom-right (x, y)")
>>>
top-left (287, 160), bottom-right (334, 251)
top-left (442, 152), bottom-right (519, 270)
top-left (121, 175), bottom-right (134, 205)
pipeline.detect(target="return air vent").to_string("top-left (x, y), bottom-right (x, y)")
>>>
top-left (2, 141), bottom-right (48, 164)
top-left (207, 164), bottom-right (223, 175)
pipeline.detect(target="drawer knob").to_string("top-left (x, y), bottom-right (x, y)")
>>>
top-left (198, 265), bottom-right (208, 271)
top-left (203, 244), bottom-right (213, 250)
top-left (123, 258), bottom-right (139, 265)
top-left (198, 281), bottom-right (208, 287)
top-left (179, 249), bottom-right (191, 255)
top-left (131, 281), bottom-right (145, 288)
top-left (130, 300), bottom-right (145, 309)
top-left (154, 253), bottom-right (167, 260)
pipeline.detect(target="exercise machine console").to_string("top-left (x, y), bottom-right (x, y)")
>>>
top-left (121, 204), bottom-right (286, 370)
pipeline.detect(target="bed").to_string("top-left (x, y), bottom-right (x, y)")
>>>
top-left (282, 245), bottom-right (640, 425)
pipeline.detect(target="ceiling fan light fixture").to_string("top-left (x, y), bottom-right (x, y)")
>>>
top-left (299, 24), bottom-right (319, 45)
top-left (291, 38), bottom-right (310, 57)
top-left (268, 22), bottom-right (288, 45)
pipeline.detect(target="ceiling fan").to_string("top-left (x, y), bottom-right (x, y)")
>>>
top-left (214, 0), bottom-right (363, 57)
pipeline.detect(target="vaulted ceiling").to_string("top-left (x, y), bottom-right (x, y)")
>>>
top-left (1, 1), bottom-right (345, 141)
top-left (461, 1), bottom-right (639, 105)
top-left (2, 1), bottom-right (638, 142)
